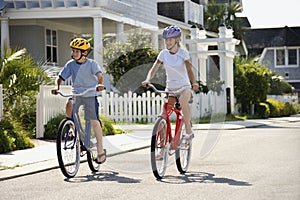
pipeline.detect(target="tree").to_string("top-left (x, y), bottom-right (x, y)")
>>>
top-left (234, 57), bottom-right (271, 113)
top-left (103, 30), bottom-right (159, 86)
top-left (0, 48), bottom-right (51, 132)
top-left (204, 0), bottom-right (244, 40)
top-left (269, 72), bottom-right (293, 95)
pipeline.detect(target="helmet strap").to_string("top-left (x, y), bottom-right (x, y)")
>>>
top-left (167, 41), bottom-right (179, 53)
top-left (71, 50), bottom-right (89, 63)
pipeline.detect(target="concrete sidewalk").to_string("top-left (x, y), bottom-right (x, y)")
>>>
top-left (0, 115), bottom-right (299, 181)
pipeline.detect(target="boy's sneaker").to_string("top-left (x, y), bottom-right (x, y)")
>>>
top-left (181, 133), bottom-right (194, 145)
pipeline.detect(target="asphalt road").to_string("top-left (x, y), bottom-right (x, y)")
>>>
top-left (0, 121), bottom-right (299, 200)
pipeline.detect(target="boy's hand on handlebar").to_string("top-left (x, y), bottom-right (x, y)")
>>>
top-left (51, 88), bottom-right (59, 95)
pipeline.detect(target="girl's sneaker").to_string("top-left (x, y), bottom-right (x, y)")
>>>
top-left (181, 133), bottom-right (194, 145)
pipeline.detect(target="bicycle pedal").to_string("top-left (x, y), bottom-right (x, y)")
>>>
top-left (80, 152), bottom-right (86, 157)
top-left (168, 149), bottom-right (175, 155)
top-left (178, 145), bottom-right (190, 150)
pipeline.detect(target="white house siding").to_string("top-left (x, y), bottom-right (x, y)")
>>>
top-left (122, 0), bottom-right (158, 28)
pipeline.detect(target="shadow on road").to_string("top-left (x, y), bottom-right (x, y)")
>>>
top-left (64, 170), bottom-right (142, 183)
top-left (158, 171), bottom-right (252, 186)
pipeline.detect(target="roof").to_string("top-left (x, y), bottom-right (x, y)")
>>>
top-left (244, 26), bottom-right (300, 56)
top-left (0, 0), bottom-right (7, 10)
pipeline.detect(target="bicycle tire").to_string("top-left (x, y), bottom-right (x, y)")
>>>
top-left (150, 117), bottom-right (169, 179)
top-left (87, 150), bottom-right (100, 172)
top-left (175, 122), bottom-right (192, 174)
top-left (56, 118), bottom-right (80, 178)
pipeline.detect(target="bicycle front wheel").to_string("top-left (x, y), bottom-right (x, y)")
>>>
top-left (87, 143), bottom-right (100, 172)
top-left (56, 118), bottom-right (80, 178)
top-left (150, 117), bottom-right (169, 179)
top-left (175, 122), bottom-right (192, 174)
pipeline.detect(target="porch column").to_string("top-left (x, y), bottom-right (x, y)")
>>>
top-left (1, 17), bottom-right (10, 58)
top-left (218, 25), bottom-right (237, 114)
top-left (116, 22), bottom-right (125, 42)
top-left (93, 15), bottom-right (103, 70)
top-left (151, 30), bottom-right (158, 50)
top-left (190, 26), bottom-right (199, 80)
top-left (197, 27), bottom-right (207, 84)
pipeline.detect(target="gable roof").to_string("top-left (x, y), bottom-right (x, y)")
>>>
top-left (244, 26), bottom-right (300, 56)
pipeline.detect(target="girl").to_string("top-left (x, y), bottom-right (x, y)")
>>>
top-left (142, 25), bottom-right (199, 144)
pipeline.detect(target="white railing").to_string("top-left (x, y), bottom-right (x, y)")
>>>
top-left (36, 85), bottom-right (226, 138)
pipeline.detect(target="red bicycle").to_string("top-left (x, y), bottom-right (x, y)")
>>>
top-left (147, 83), bottom-right (192, 179)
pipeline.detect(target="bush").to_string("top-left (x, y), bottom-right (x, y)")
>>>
top-left (0, 119), bottom-right (15, 153)
top-left (101, 114), bottom-right (124, 136)
top-left (11, 92), bottom-right (37, 135)
top-left (44, 113), bottom-right (66, 139)
top-left (291, 102), bottom-right (300, 114)
top-left (266, 99), bottom-right (295, 117)
top-left (43, 113), bottom-right (123, 139)
top-left (255, 102), bottom-right (270, 119)
top-left (0, 118), bottom-right (34, 153)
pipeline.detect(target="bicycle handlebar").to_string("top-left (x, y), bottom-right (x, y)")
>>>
top-left (146, 83), bottom-right (190, 94)
top-left (56, 84), bottom-right (105, 98)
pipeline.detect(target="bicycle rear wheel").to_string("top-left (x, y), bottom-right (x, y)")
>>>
top-left (150, 117), bottom-right (169, 179)
top-left (56, 118), bottom-right (80, 178)
top-left (175, 122), bottom-right (192, 174)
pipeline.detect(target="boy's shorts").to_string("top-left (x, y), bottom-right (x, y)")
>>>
top-left (72, 96), bottom-right (100, 121)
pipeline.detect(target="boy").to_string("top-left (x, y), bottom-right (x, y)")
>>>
top-left (52, 38), bottom-right (106, 164)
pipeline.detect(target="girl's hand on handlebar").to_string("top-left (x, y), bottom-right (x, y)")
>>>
top-left (142, 80), bottom-right (150, 88)
top-left (192, 82), bottom-right (199, 91)
top-left (96, 84), bottom-right (105, 91)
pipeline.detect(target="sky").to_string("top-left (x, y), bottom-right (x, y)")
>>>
top-left (241, 0), bottom-right (300, 28)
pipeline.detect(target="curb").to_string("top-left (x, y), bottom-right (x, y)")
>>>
top-left (0, 144), bottom-right (150, 181)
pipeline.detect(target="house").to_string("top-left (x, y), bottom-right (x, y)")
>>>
top-left (0, 0), bottom-right (211, 90)
top-left (244, 26), bottom-right (300, 94)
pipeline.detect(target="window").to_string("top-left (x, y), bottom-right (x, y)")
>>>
top-left (288, 49), bottom-right (297, 65)
top-left (275, 48), bottom-right (299, 67)
top-left (46, 29), bottom-right (58, 63)
top-left (276, 49), bottom-right (285, 65)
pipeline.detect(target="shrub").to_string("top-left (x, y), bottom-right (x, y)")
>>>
top-left (0, 118), bottom-right (34, 153)
top-left (43, 113), bottom-right (123, 139)
top-left (255, 102), bottom-right (270, 119)
top-left (291, 102), bottom-right (300, 114)
top-left (10, 130), bottom-right (35, 150)
top-left (0, 120), bottom-right (15, 153)
top-left (44, 113), bottom-right (66, 139)
top-left (11, 92), bottom-right (37, 134)
top-left (100, 114), bottom-right (124, 136)
top-left (266, 98), bottom-right (295, 117)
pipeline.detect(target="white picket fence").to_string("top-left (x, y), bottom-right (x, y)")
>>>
top-left (267, 95), bottom-right (298, 103)
top-left (36, 85), bottom-right (226, 138)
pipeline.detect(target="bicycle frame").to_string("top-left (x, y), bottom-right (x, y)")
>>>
top-left (147, 84), bottom-right (188, 151)
top-left (161, 100), bottom-right (184, 151)
top-left (57, 86), bottom-right (102, 151)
